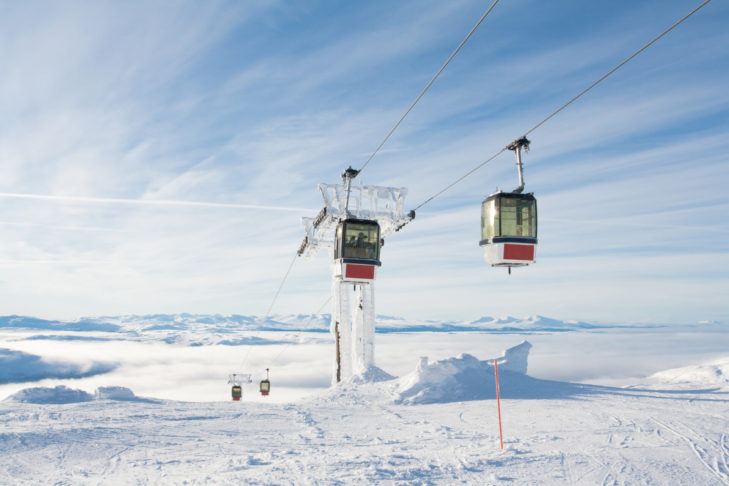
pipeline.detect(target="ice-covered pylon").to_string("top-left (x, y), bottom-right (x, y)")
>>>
top-left (298, 176), bottom-right (413, 383)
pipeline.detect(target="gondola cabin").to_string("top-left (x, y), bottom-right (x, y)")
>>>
top-left (334, 218), bottom-right (381, 283)
top-left (260, 368), bottom-right (271, 396)
top-left (231, 385), bottom-right (242, 401)
top-left (480, 192), bottom-right (537, 267)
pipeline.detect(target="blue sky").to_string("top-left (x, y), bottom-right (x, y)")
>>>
top-left (0, 0), bottom-right (727, 323)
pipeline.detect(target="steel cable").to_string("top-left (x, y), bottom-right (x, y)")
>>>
top-left (412, 0), bottom-right (713, 211)
top-left (356, 0), bottom-right (501, 176)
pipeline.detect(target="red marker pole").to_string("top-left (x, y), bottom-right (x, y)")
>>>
top-left (494, 359), bottom-right (504, 450)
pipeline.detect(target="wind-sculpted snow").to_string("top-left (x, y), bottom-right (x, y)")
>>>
top-left (346, 365), bottom-right (395, 385)
top-left (0, 348), bottom-right (116, 384)
top-left (5, 385), bottom-right (94, 404)
top-left (499, 340), bottom-right (532, 374)
top-left (649, 357), bottom-right (729, 389)
top-left (395, 353), bottom-right (491, 405)
top-left (321, 340), bottom-right (598, 405)
top-left (2, 348), bottom-right (729, 483)
top-left (316, 341), bottom-right (612, 406)
top-left (388, 341), bottom-right (635, 404)
top-left (94, 386), bottom-right (159, 402)
top-left (395, 341), bottom-right (534, 404)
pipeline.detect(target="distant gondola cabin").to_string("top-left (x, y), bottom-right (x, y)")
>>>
top-left (231, 385), bottom-right (242, 401)
top-left (480, 192), bottom-right (537, 267)
top-left (334, 219), bottom-right (381, 282)
top-left (260, 380), bottom-right (270, 396)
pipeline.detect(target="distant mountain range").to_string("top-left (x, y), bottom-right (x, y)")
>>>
top-left (2, 313), bottom-right (723, 341)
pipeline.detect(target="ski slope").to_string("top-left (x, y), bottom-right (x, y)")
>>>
top-left (1, 314), bottom-right (729, 484)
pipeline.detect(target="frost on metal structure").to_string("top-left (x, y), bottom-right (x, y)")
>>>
top-left (298, 181), bottom-right (412, 383)
top-left (227, 374), bottom-right (252, 385)
top-left (298, 182), bottom-right (410, 259)
top-left (331, 281), bottom-right (377, 382)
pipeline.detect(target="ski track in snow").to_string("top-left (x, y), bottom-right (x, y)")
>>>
top-left (2, 385), bottom-right (729, 484)
top-left (650, 417), bottom-right (729, 485)
top-left (2, 317), bottom-right (729, 483)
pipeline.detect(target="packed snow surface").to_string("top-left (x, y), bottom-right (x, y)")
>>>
top-left (2, 356), bottom-right (729, 484)
top-left (1, 313), bottom-right (728, 484)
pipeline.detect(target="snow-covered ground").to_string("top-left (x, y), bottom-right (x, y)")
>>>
top-left (1, 314), bottom-right (728, 484)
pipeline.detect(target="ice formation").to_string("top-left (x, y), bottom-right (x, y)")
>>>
top-left (395, 341), bottom-right (531, 405)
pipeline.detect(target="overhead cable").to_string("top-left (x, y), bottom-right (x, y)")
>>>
top-left (271, 295), bottom-right (332, 365)
top-left (238, 251), bottom-right (299, 371)
top-left (264, 252), bottom-right (299, 318)
top-left (522, 0), bottom-right (713, 138)
top-left (355, 0), bottom-right (501, 177)
top-left (413, 0), bottom-right (713, 211)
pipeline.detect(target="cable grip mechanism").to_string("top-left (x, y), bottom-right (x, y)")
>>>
top-left (507, 137), bottom-right (530, 194)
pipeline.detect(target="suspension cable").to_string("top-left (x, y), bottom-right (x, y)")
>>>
top-left (238, 251), bottom-right (298, 371)
top-left (412, 0), bottom-right (713, 211)
top-left (523, 0), bottom-right (713, 138)
top-left (413, 148), bottom-right (507, 211)
top-left (355, 0), bottom-right (501, 176)
top-left (270, 295), bottom-right (332, 365)
top-left (264, 252), bottom-right (299, 318)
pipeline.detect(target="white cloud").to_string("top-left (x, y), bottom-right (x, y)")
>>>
top-left (0, 1), bottom-right (727, 323)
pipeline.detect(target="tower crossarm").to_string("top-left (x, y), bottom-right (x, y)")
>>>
top-left (298, 182), bottom-right (411, 258)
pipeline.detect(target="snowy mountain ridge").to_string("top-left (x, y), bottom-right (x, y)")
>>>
top-left (2, 313), bottom-right (716, 338)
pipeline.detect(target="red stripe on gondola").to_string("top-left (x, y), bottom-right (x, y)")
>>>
top-left (345, 264), bottom-right (375, 279)
top-left (504, 244), bottom-right (534, 261)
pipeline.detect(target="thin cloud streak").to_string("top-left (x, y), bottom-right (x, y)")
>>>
top-left (0, 1), bottom-right (727, 323)
top-left (0, 260), bottom-right (114, 266)
top-left (0, 192), bottom-right (313, 212)
top-left (0, 220), bottom-right (128, 233)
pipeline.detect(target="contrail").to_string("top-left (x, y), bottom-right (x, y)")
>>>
top-left (0, 220), bottom-right (128, 232)
top-left (0, 192), bottom-right (312, 212)
top-left (0, 259), bottom-right (114, 265)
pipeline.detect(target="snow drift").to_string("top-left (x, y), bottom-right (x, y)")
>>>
top-left (5, 385), bottom-right (94, 404)
top-left (649, 357), bottom-right (729, 389)
top-left (395, 353), bottom-right (492, 405)
top-left (5, 385), bottom-right (153, 404)
top-left (322, 340), bottom-right (605, 405)
top-left (396, 341), bottom-right (533, 404)
top-left (347, 366), bottom-right (395, 385)
top-left (94, 386), bottom-right (152, 402)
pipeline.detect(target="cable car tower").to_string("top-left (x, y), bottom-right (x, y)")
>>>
top-left (298, 167), bottom-right (412, 383)
top-left (480, 137), bottom-right (538, 273)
